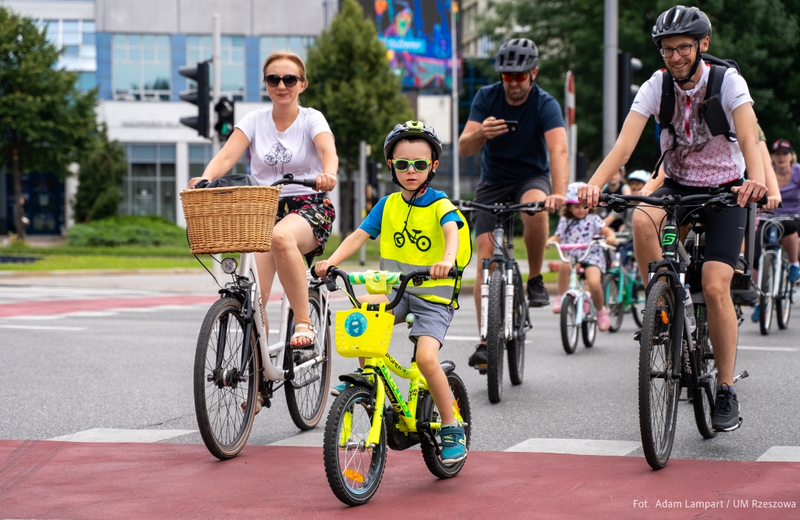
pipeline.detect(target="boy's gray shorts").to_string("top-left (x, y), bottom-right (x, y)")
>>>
top-left (390, 290), bottom-right (455, 348)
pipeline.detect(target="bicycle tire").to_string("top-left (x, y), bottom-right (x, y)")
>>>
top-left (420, 371), bottom-right (472, 478)
top-left (759, 255), bottom-right (775, 336)
top-left (194, 297), bottom-right (258, 460)
top-left (285, 288), bottom-right (332, 430)
top-left (776, 261), bottom-right (792, 330)
top-left (582, 297), bottom-right (597, 348)
top-left (507, 268), bottom-right (527, 385)
top-left (323, 386), bottom-right (387, 506)
top-left (560, 294), bottom-right (579, 354)
top-left (603, 272), bottom-right (625, 332)
top-left (691, 305), bottom-right (717, 439)
top-left (638, 280), bottom-right (680, 470)
top-left (486, 269), bottom-right (505, 403)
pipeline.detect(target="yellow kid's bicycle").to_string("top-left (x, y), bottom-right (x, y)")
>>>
top-left (314, 266), bottom-right (472, 506)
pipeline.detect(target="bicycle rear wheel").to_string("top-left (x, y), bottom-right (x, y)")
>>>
top-left (603, 272), bottom-right (625, 332)
top-left (486, 269), bottom-right (505, 403)
top-left (560, 294), bottom-right (578, 354)
top-left (638, 280), bottom-right (680, 470)
top-left (420, 371), bottom-right (472, 478)
top-left (776, 261), bottom-right (792, 330)
top-left (285, 288), bottom-right (331, 430)
top-left (194, 297), bottom-right (258, 460)
top-left (507, 268), bottom-right (527, 385)
top-left (691, 305), bottom-right (717, 439)
top-left (323, 386), bottom-right (387, 506)
top-left (759, 255), bottom-right (775, 335)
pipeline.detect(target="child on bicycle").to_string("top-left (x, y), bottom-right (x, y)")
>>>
top-left (548, 182), bottom-right (616, 331)
top-left (314, 121), bottom-right (471, 464)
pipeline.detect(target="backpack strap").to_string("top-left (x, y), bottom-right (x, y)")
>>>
top-left (699, 64), bottom-right (737, 142)
top-left (654, 70), bottom-right (678, 178)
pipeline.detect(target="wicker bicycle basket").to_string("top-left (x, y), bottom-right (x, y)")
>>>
top-left (180, 185), bottom-right (282, 255)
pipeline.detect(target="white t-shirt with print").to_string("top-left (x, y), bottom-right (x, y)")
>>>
top-left (235, 106), bottom-right (333, 197)
top-left (630, 62), bottom-right (753, 187)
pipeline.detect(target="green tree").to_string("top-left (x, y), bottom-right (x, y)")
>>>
top-left (0, 7), bottom-right (97, 241)
top-left (479, 0), bottom-right (800, 172)
top-left (73, 123), bottom-right (126, 222)
top-left (303, 0), bottom-right (414, 233)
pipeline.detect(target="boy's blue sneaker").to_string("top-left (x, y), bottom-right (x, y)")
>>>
top-left (790, 265), bottom-right (800, 283)
top-left (330, 368), bottom-right (363, 397)
top-left (439, 423), bottom-right (467, 464)
top-left (750, 304), bottom-right (760, 323)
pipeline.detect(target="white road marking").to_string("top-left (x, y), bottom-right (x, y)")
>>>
top-left (50, 428), bottom-right (196, 443)
top-left (64, 311), bottom-right (118, 317)
top-left (505, 438), bottom-right (640, 456)
top-left (757, 446), bottom-right (800, 462)
top-left (738, 346), bottom-right (798, 352)
top-left (446, 335), bottom-right (480, 341)
top-left (269, 432), bottom-right (324, 447)
top-left (0, 324), bottom-right (86, 331)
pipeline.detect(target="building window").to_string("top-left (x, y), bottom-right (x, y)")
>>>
top-left (38, 18), bottom-right (96, 76)
top-left (112, 34), bottom-right (171, 101)
top-left (259, 36), bottom-right (315, 101)
top-left (120, 144), bottom-right (176, 222)
top-left (186, 35), bottom-right (245, 101)
top-left (189, 144), bottom-right (248, 179)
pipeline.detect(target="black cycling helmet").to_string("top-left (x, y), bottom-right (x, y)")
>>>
top-left (652, 5), bottom-right (712, 48)
top-left (494, 38), bottom-right (539, 73)
top-left (383, 120), bottom-right (443, 191)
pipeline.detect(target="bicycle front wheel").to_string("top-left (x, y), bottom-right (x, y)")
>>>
top-left (285, 288), bottom-right (331, 430)
top-left (507, 268), bottom-right (527, 385)
top-left (638, 280), bottom-right (679, 470)
top-left (691, 305), bottom-right (717, 439)
top-left (776, 261), bottom-right (792, 330)
top-left (194, 297), bottom-right (258, 460)
top-left (323, 386), bottom-right (387, 506)
top-left (560, 294), bottom-right (578, 354)
top-left (420, 371), bottom-right (472, 478)
top-left (486, 269), bottom-right (505, 403)
top-left (759, 255), bottom-right (775, 335)
top-left (603, 272), bottom-right (625, 332)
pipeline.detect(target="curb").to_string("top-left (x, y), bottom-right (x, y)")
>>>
top-left (0, 268), bottom-right (206, 278)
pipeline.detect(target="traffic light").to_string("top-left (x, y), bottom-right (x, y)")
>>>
top-left (214, 97), bottom-right (235, 140)
top-left (617, 51), bottom-right (643, 133)
top-left (179, 61), bottom-right (210, 138)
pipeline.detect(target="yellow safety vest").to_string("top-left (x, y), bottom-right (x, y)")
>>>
top-left (379, 192), bottom-right (472, 308)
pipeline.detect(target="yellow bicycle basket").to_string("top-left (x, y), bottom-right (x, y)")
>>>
top-left (335, 303), bottom-right (394, 358)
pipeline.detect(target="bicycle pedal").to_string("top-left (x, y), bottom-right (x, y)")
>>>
top-left (633, 329), bottom-right (642, 341)
top-left (732, 370), bottom-right (749, 383)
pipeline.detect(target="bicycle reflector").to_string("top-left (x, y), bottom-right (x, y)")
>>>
top-left (221, 257), bottom-right (238, 274)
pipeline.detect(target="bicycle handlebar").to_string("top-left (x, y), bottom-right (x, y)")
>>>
top-left (269, 173), bottom-right (318, 189)
top-left (452, 199), bottom-right (546, 215)
top-left (548, 238), bottom-right (612, 264)
top-left (310, 266), bottom-right (457, 311)
top-left (598, 190), bottom-right (768, 210)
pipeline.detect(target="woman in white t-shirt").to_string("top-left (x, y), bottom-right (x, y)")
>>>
top-left (189, 51), bottom-right (338, 349)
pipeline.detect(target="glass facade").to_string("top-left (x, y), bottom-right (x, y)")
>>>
top-left (259, 36), bottom-right (315, 101)
top-left (189, 144), bottom-right (248, 179)
top-left (186, 35), bottom-right (245, 100)
top-left (120, 144), bottom-right (176, 222)
top-left (38, 18), bottom-right (97, 91)
top-left (112, 34), bottom-right (171, 101)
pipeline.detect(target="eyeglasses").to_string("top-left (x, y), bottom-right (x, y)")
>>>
top-left (660, 40), bottom-right (699, 58)
top-left (501, 72), bottom-right (529, 83)
top-left (264, 74), bottom-right (302, 88)
top-left (392, 158), bottom-right (432, 172)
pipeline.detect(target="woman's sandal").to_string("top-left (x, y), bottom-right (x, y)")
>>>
top-left (290, 321), bottom-right (317, 349)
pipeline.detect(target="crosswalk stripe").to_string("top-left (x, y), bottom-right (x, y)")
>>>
top-left (505, 438), bottom-right (641, 456)
top-left (50, 428), bottom-right (196, 443)
top-left (738, 346), bottom-right (798, 352)
top-left (756, 446), bottom-right (800, 462)
top-left (0, 324), bottom-right (86, 331)
top-left (269, 432), bottom-right (324, 447)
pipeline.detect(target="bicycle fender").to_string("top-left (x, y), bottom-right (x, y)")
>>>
top-left (439, 359), bottom-right (456, 376)
top-left (217, 288), bottom-right (245, 304)
top-left (338, 373), bottom-right (374, 389)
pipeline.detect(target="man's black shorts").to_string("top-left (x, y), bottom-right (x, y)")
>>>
top-left (471, 176), bottom-right (551, 236)
top-left (651, 178), bottom-right (746, 269)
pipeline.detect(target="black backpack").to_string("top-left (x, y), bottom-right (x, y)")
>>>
top-left (659, 53), bottom-right (740, 148)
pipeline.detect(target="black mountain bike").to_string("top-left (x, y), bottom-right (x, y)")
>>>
top-left (453, 200), bottom-right (545, 403)
top-left (600, 189), bottom-right (758, 469)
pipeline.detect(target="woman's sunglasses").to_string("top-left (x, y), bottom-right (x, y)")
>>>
top-left (392, 158), bottom-right (432, 172)
top-left (264, 74), bottom-right (302, 88)
top-left (501, 72), bottom-right (529, 83)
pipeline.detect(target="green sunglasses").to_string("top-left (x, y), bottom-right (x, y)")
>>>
top-left (392, 158), bottom-right (432, 172)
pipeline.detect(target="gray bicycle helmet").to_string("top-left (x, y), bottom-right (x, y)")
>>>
top-left (494, 38), bottom-right (539, 73)
top-left (652, 5), bottom-right (712, 48)
top-left (383, 120), bottom-right (443, 162)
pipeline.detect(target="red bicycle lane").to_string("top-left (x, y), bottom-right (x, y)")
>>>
top-left (0, 439), bottom-right (797, 519)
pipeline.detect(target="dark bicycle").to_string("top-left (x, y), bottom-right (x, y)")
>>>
top-left (453, 199), bottom-right (546, 403)
top-left (753, 214), bottom-right (800, 335)
top-left (600, 188), bottom-right (759, 470)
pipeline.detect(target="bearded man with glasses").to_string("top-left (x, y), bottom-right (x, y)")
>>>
top-left (459, 38), bottom-right (569, 370)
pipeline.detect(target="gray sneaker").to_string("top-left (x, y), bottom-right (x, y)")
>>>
top-left (712, 384), bottom-right (742, 432)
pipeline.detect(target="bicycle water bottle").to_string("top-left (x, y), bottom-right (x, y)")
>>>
top-left (683, 284), bottom-right (696, 333)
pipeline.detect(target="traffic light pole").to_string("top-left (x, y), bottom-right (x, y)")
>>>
top-left (603, 0), bottom-right (618, 158)
top-left (212, 14), bottom-right (221, 156)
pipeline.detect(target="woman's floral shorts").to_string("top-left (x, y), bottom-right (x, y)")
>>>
top-left (276, 194), bottom-right (336, 258)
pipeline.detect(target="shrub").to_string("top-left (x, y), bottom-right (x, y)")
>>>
top-left (67, 215), bottom-right (186, 247)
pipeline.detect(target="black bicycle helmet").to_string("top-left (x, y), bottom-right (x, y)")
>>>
top-left (652, 5), bottom-right (712, 48)
top-left (493, 38), bottom-right (539, 73)
top-left (383, 120), bottom-right (443, 191)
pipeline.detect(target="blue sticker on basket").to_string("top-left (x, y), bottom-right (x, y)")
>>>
top-left (345, 312), bottom-right (368, 337)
